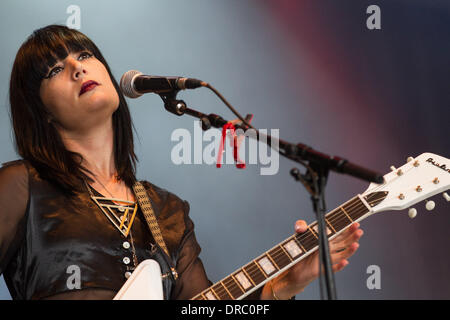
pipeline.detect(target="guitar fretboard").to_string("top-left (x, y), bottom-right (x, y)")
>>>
top-left (192, 192), bottom-right (387, 300)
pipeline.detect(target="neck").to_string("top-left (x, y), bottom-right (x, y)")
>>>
top-left (192, 191), bottom-right (387, 300)
top-left (58, 118), bottom-right (116, 181)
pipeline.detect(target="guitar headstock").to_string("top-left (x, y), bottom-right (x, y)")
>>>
top-left (362, 153), bottom-right (450, 217)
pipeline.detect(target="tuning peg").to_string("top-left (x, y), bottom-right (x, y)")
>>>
top-left (408, 208), bottom-right (417, 219)
top-left (443, 193), bottom-right (450, 202)
top-left (390, 166), bottom-right (396, 171)
top-left (425, 201), bottom-right (435, 211)
top-left (407, 157), bottom-right (414, 163)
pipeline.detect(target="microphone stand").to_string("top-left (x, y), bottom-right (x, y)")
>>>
top-left (158, 92), bottom-right (384, 300)
top-left (290, 163), bottom-right (335, 299)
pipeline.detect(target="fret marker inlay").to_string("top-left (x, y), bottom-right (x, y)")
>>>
top-left (205, 291), bottom-right (217, 300)
top-left (235, 271), bottom-right (252, 290)
top-left (191, 195), bottom-right (376, 300)
top-left (283, 240), bottom-right (303, 258)
top-left (258, 257), bottom-right (276, 275)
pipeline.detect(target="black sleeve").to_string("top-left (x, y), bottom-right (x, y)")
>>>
top-left (170, 201), bottom-right (212, 300)
top-left (0, 161), bottom-right (29, 275)
top-left (170, 201), bottom-right (263, 300)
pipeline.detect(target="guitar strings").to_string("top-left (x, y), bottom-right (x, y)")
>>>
top-left (195, 198), bottom-right (372, 300)
top-left (269, 199), bottom-right (368, 266)
top-left (196, 175), bottom-right (396, 299)
top-left (296, 197), bottom-right (366, 243)
top-left (207, 199), bottom-right (371, 300)
top-left (200, 205), bottom-right (369, 300)
top-left (285, 163), bottom-right (403, 258)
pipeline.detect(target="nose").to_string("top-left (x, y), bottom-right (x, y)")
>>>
top-left (69, 57), bottom-right (86, 81)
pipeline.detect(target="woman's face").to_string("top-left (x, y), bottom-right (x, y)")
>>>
top-left (39, 49), bottom-right (119, 134)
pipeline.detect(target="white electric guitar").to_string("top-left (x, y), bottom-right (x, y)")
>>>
top-left (114, 152), bottom-right (450, 300)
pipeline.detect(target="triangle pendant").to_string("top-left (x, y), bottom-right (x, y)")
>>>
top-left (91, 195), bottom-right (138, 237)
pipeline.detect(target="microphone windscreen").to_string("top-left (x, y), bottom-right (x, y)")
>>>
top-left (120, 70), bottom-right (142, 98)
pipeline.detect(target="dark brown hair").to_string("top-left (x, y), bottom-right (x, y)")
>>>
top-left (9, 25), bottom-right (137, 194)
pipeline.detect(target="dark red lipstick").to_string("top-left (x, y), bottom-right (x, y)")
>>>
top-left (79, 80), bottom-right (99, 96)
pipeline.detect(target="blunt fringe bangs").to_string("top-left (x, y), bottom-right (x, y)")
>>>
top-left (9, 25), bottom-right (137, 194)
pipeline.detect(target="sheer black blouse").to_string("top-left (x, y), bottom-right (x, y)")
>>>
top-left (0, 160), bottom-right (214, 300)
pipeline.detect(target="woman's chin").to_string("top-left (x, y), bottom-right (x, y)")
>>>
top-left (82, 91), bottom-right (119, 114)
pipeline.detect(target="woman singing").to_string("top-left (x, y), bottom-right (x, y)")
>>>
top-left (0, 25), bottom-right (363, 300)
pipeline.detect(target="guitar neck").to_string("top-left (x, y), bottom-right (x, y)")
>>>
top-left (191, 191), bottom-right (387, 300)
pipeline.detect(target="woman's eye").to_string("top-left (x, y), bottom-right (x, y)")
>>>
top-left (45, 66), bottom-right (63, 79)
top-left (43, 52), bottom-right (92, 79)
top-left (78, 51), bottom-right (93, 60)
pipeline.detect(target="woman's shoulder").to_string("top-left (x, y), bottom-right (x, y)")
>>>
top-left (0, 159), bottom-right (29, 188)
top-left (1, 159), bottom-right (28, 169)
top-left (139, 179), bottom-right (191, 223)
top-left (140, 180), bottom-right (188, 209)
top-left (139, 180), bottom-right (193, 256)
top-left (0, 160), bottom-right (30, 222)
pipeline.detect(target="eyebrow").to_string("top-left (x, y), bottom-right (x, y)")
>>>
top-left (43, 49), bottom-right (92, 76)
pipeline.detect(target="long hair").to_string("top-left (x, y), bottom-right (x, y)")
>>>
top-left (9, 25), bottom-right (137, 194)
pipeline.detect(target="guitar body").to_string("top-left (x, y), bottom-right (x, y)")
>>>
top-left (113, 259), bottom-right (164, 300)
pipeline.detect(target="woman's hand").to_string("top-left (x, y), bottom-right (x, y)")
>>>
top-left (225, 118), bottom-right (364, 299)
top-left (261, 220), bottom-right (363, 299)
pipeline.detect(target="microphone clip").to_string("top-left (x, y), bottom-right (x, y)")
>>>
top-left (159, 92), bottom-right (186, 116)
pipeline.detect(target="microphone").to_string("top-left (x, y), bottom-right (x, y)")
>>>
top-left (120, 70), bottom-right (204, 98)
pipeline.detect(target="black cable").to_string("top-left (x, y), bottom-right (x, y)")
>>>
top-left (202, 81), bottom-right (338, 299)
top-left (203, 83), bottom-right (257, 132)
